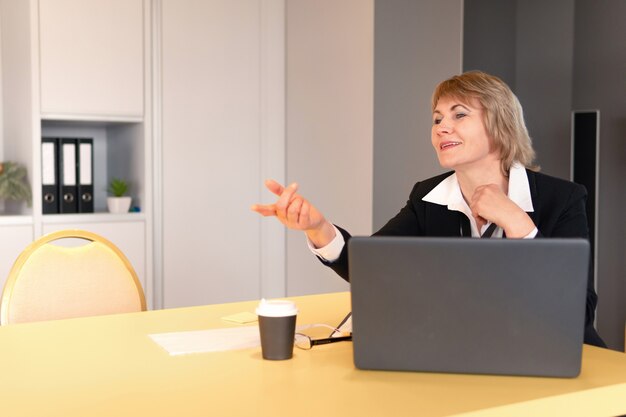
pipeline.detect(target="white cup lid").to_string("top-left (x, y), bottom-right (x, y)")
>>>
top-left (256, 299), bottom-right (298, 317)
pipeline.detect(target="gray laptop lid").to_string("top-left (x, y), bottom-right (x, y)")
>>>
top-left (348, 237), bottom-right (589, 377)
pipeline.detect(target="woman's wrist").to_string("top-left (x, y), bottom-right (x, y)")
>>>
top-left (502, 211), bottom-right (536, 238)
top-left (306, 221), bottom-right (336, 249)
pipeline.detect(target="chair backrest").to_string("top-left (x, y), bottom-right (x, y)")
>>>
top-left (1, 230), bottom-right (146, 325)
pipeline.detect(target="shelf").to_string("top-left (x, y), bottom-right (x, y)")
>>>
top-left (0, 215), bottom-right (34, 226)
top-left (0, 213), bottom-right (145, 227)
top-left (41, 114), bottom-right (143, 125)
top-left (42, 212), bottom-right (145, 225)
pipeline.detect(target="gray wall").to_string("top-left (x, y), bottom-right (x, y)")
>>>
top-left (515, 0), bottom-right (575, 180)
top-left (463, 0), bottom-right (575, 179)
top-left (373, 0), bottom-right (463, 229)
top-left (572, 0), bottom-right (626, 351)
top-left (464, 0), bottom-right (625, 350)
top-left (463, 0), bottom-right (516, 88)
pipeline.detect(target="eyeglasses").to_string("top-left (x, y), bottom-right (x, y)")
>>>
top-left (295, 333), bottom-right (352, 350)
top-left (294, 323), bottom-right (352, 350)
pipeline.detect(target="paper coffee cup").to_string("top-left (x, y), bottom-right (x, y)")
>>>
top-left (256, 299), bottom-right (298, 360)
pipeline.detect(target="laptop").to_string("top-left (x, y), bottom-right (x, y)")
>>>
top-left (348, 236), bottom-right (589, 377)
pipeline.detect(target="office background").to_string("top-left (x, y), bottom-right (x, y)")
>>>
top-left (285, 0), bottom-right (625, 350)
top-left (372, 0), bottom-right (625, 350)
top-left (0, 0), bottom-right (624, 350)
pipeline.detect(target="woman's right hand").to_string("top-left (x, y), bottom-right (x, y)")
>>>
top-left (251, 179), bottom-right (336, 248)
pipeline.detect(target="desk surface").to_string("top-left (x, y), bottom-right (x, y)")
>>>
top-left (0, 292), bottom-right (625, 417)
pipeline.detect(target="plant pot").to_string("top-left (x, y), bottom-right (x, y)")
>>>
top-left (107, 196), bottom-right (132, 214)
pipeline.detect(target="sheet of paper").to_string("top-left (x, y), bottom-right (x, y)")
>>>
top-left (149, 326), bottom-right (260, 356)
top-left (221, 311), bottom-right (258, 324)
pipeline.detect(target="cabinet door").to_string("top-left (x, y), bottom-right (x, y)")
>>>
top-left (39, 0), bottom-right (144, 117)
top-left (161, 0), bottom-right (263, 308)
top-left (0, 225), bottom-right (34, 293)
top-left (42, 222), bottom-right (146, 292)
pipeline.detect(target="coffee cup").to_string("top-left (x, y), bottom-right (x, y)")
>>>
top-left (256, 299), bottom-right (298, 360)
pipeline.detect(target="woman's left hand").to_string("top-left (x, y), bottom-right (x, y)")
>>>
top-left (470, 184), bottom-right (536, 238)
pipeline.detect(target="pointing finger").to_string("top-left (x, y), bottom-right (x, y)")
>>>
top-left (251, 204), bottom-right (277, 217)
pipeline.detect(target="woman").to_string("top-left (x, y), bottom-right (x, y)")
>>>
top-left (251, 71), bottom-right (605, 347)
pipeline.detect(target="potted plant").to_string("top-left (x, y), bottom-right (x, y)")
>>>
top-left (107, 178), bottom-right (132, 214)
top-left (0, 161), bottom-right (32, 213)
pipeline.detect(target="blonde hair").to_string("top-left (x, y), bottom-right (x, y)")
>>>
top-left (432, 71), bottom-right (538, 175)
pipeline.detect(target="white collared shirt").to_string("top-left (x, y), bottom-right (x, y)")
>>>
top-left (309, 163), bottom-right (537, 262)
top-left (422, 162), bottom-right (536, 238)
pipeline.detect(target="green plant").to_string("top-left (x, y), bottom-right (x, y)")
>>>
top-left (107, 178), bottom-right (129, 197)
top-left (0, 162), bottom-right (32, 207)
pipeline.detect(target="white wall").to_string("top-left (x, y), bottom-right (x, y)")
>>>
top-left (157, 0), bottom-right (462, 303)
top-left (0, 8), bottom-right (3, 161)
top-left (0, 0), bottom-right (33, 187)
top-left (159, 0), bottom-right (284, 307)
top-left (285, 0), bottom-right (374, 296)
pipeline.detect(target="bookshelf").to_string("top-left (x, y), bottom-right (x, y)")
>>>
top-left (40, 120), bottom-right (146, 215)
top-left (0, 0), bottom-right (152, 304)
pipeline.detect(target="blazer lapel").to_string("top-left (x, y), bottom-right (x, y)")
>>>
top-left (525, 169), bottom-right (539, 226)
top-left (425, 203), bottom-right (465, 237)
top-left (460, 216), bottom-right (471, 237)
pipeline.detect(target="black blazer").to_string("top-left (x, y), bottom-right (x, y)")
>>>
top-left (323, 169), bottom-right (606, 347)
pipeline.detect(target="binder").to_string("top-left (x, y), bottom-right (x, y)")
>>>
top-left (77, 138), bottom-right (94, 213)
top-left (59, 138), bottom-right (79, 213)
top-left (41, 137), bottom-right (59, 214)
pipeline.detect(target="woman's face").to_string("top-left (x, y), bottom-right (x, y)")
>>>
top-left (431, 96), bottom-right (499, 172)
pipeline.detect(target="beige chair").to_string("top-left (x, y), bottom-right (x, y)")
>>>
top-left (1, 230), bottom-right (146, 325)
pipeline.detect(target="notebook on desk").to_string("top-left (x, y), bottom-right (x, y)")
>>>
top-left (348, 236), bottom-right (589, 377)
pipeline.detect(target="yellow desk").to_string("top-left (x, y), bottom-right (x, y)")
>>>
top-left (0, 292), bottom-right (625, 417)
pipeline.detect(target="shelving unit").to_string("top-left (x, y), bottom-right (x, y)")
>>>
top-left (0, 0), bottom-right (152, 305)
top-left (41, 120), bottom-right (147, 214)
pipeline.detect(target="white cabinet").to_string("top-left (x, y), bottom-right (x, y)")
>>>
top-left (38, 0), bottom-right (144, 118)
top-left (0, 222), bottom-right (34, 292)
top-left (0, 0), bottom-right (152, 306)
